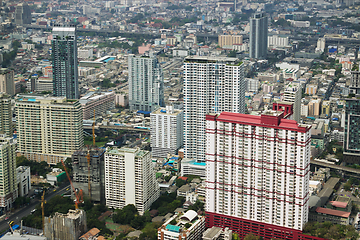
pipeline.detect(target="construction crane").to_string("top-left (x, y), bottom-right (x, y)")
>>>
top-left (61, 160), bottom-right (83, 209)
top-left (86, 151), bottom-right (91, 200)
top-left (93, 109), bottom-right (96, 146)
top-left (41, 191), bottom-right (46, 230)
top-left (8, 221), bottom-right (14, 234)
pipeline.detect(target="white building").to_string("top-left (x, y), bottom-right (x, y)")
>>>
top-left (316, 38), bottom-right (326, 53)
top-left (283, 82), bottom-right (302, 122)
top-left (150, 106), bottom-right (183, 158)
top-left (16, 166), bottom-right (31, 197)
top-left (245, 78), bottom-right (260, 93)
top-left (78, 48), bottom-right (93, 59)
top-left (283, 68), bottom-right (300, 80)
top-left (301, 103), bottom-right (309, 117)
top-left (268, 35), bottom-right (289, 47)
top-left (205, 111), bottom-right (311, 231)
top-left (183, 56), bottom-right (245, 162)
top-left (181, 159), bottom-right (206, 178)
top-left (104, 147), bottom-right (160, 215)
top-left (158, 210), bottom-right (206, 240)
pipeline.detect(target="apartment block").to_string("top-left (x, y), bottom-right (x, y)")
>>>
top-left (0, 93), bottom-right (12, 136)
top-left (343, 98), bottom-right (360, 164)
top-left (150, 106), bottom-right (183, 158)
top-left (0, 135), bottom-right (17, 214)
top-left (79, 92), bottom-right (115, 120)
top-left (183, 56), bottom-right (245, 162)
top-left (283, 82), bottom-right (302, 122)
top-left (218, 35), bottom-right (243, 48)
top-left (16, 166), bottom-right (31, 197)
top-left (105, 147), bottom-right (159, 215)
top-left (16, 96), bottom-right (83, 164)
top-left (205, 111), bottom-right (311, 238)
top-left (0, 68), bottom-right (15, 96)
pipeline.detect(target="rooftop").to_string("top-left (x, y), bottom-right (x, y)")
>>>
top-left (315, 207), bottom-right (350, 218)
top-left (185, 55), bottom-right (239, 63)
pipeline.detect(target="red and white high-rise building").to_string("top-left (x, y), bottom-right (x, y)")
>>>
top-left (205, 110), bottom-right (312, 238)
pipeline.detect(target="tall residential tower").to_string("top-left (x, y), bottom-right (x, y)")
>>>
top-left (343, 98), bottom-right (360, 164)
top-left (0, 93), bottom-right (12, 136)
top-left (183, 56), bottom-right (245, 162)
top-left (52, 26), bottom-right (79, 99)
top-left (249, 13), bottom-right (268, 59)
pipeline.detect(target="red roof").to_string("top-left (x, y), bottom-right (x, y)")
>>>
top-left (178, 176), bottom-right (188, 181)
top-left (315, 207), bottom-right (350, 218)
top-left (329, 201), bottom-right (348, 208)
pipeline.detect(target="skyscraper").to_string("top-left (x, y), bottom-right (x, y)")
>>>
top-left (283, 82), bottom-right (302, 122)
top-left (250, 12), bottom-right (268, 59)
top-left (128, 54), bottom-right (164, 112)
top-left (0, 135), bottom-right (17, 214)
top-left (205, 110), bottom-right (311, 238)
top-left (15, 3), bottom-right (31, 25)
top-left (104, 147), bottom-right (160, 215)
top-left (52, 26), bottom-right (79, 99)
top-left (350, 70), bottom-right (360, 95)
top-left (16, 96), bottom-right (83, 164)
top-left (0, 93), bottom-right (12, 136)
top-left (0, 68), bottom-right (15, 96)
top-left (343, 98), bottom-right (360, 164)
top-left (183, 56), bottom-right (245, 162)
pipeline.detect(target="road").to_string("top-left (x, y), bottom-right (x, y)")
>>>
top-left (0, 184), bottom-right (70, 234)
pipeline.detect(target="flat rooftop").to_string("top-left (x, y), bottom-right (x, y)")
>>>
top-left (185, 55), bottom-right (240, 63)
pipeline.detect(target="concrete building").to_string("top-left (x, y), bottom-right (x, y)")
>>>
top-left (52, 26), bottom-right (79, 99)
top-left (44, 209), bottom-right (87, 240)
top-left (104, 147), bottom-right (160, 215)
top-left (245, 78), bottom-right (260, 93)
top-left (350, 71), bottom-right (360, 95)
top-left (183, 56), bottom-right (245, 162)
top-left (250, 12), bottom-right (268, 59)
top-left (0, 135), bottom-right (17, 214)
top-left (16, 96), bottom-right (83, 164)
top-left (72, 149), bottom-right (106, 203)
top-left (158, 210), bottom-right (206, 240)
top-left (79, 92), bottom-right (115, 120)
top-left (78, 47), bottom-right (93, 59)
top-left (115, 93), bottom-right (129, 107)
top-left (16, 166), bottom-right (31, 197)
top-left (316, 38), bottom-right (326, 53)
top-left (283, 82), bottom-right (302, 122)
top-left (205, 111), bottom-right (311, 237)
top-left (268, 35), bottom-right (289, 47)
top-left (128, 54), bottom-right (164, 112)
top-left (150, 106), bottom-right (183, 158)
top-left (181, 159), bottom-right (206, 178)
top-left (0, 69), bottom-right (15, 96)
top-left (202, 227), bottom-right (232, 240)
top-left (343, 98), bottom-right (360, 164)
top-left (308, 99), bottom-right (321, 117)
top-left (0, 93), bottom-right (12, 136)
top-left (306, 84), bottom-right (318, 95)
top-left (14, 3), bottom-right (31, 25)
top-left (26, 77), bottom-right (53, 93)
top-left (218, 35), bottom-right (243, 48)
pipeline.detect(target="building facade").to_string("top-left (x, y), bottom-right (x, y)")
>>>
top-left (150, 106), bottom-right (183, 158)
top-left (16, 166), bottom-right (31, 197)
top-left (350, 71), bottom-right (360, 95)
top-left (128, 54), bottom-right (164, 112)
top-left (0, 68), bottom-right (15, 96)
top-left (0, 93), bottom-right (12, 136)
top-left (205, 111), bottom-right (311, 237)
top-left (104, 147), bottom-right (160, 215)
top-left (79, 92), bottom-right (115, 120)
top-left (52, 26), bottom-right (79, 99)
top-left (14, 3), bottom-right (31, 25)
top-left (72, 149), bottom-right (106, 203)
top-left (0, 135), bottom-right (17, 215)
top-left (218, 35), bottom-right (243, 48)
top-left (249, 12), bottom-right (268, 59)
top-left (343, 98), bottom-right (360, 164)
top-left (16, 96), bottom-right (83, 164)
top-left (183, 56), bottom-right (245, 162)
top-left (283, 82), bottom-right (302, 122)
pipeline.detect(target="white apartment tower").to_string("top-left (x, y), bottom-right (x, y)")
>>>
top-left (16, 96), bottom-right (84, 164)
top-left (0, 135), bottom-right (17, 214)
top-left (150, 106), bottom-right (183, 158)
top-left (283, 82), bottom-right (302, 122)
top-left (0, 93), bottom-right (12, 136)
top-left (128, 54), bottom-right (164, 112)
top-left (104, 147), bottom-right (160, 215)
top-left (184, 56), bottom-right (245, 162)
top-left (205, 111), bottom-right (311, 233)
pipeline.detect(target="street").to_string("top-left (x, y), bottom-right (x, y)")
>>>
top-left (0, 184), bottom-right (70, 234)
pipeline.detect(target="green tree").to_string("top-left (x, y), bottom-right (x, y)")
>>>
top-left (175, 178), bottom-right (186, 188)
top-left (244, 233), bottom-right (260, 240)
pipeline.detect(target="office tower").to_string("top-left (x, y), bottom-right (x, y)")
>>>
top-left (343, 98), bottom-right (360, 164)
top-left (183, 56), bottom-right (245, 162)
top-left (150, 106), bottom-right (183, 158)
top-left (52, 26), bottom-right (79, 99)
top-left (128, 54), bottom-right (164, 112)
top-left (205, 110), bottom-right (311, 238)
top-left (249, 12), bottom-right (268, 59)
top-left (218, 35), bottom-right (243, 48)
top-left (44, 210), bottom-right (87, 240)
top-left (72, 149), bottom-right (106, 203)
top-left (104, 147), bottom-right (160, 215)
top-left (16, 96), bottom-right (84, 164)
top-left (283, 82), bottom-right (302, 122)
top-left (14, 3), bottom-right (31, 25)
top-left (350, 70), bottom-right (360, 95)
top-left (0, 93), bottom-right (12, 136)
top-left (0, 68), bottom-right (15, 96)
top-left (0, 135), bottom-right (17, 214)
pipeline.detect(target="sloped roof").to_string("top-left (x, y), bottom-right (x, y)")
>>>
top-left (180, 210), bottom-right (197, 222)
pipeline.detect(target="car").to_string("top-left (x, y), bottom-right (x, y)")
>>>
top-left (5, 217), bottom-right (9, 220)
top-left (31, 209), bottom-right (36, 214)
top-left (53, 189), bottom-right (56, 192)
top-left (66, 188), bottom-right (69, 191)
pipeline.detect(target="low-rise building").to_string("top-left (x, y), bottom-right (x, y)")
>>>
top-left (17, 166), bottom-right (31, 197)
top-left (202, 227), bottom-right (232, 240)
top-left (80, 92), bottom-right (115, 120)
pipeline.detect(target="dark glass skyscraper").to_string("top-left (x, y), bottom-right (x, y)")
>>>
top-left (249, 12), bottom-right (268, 59)
top-left (15, 3), bottom-right (31, 25)
top-left (52, 26), bottom-right (79, 99)
top-left (344, 98), bottom-right (360, 164)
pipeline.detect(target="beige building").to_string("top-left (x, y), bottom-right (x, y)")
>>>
top-left (115, 93), bottom-right (129, 107)
top-left (308, 99), bottom-right (321, 117)
top-left (0, 135), bottom-right (17, 214)
top-left (0, 93), bottom-right (12, 136)
top-left (16, 96), bottom-right (83, 164)
top-left (0, 69), bottom-right (15, 96)
top-left (218, 35), bottom-right (243, 47)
